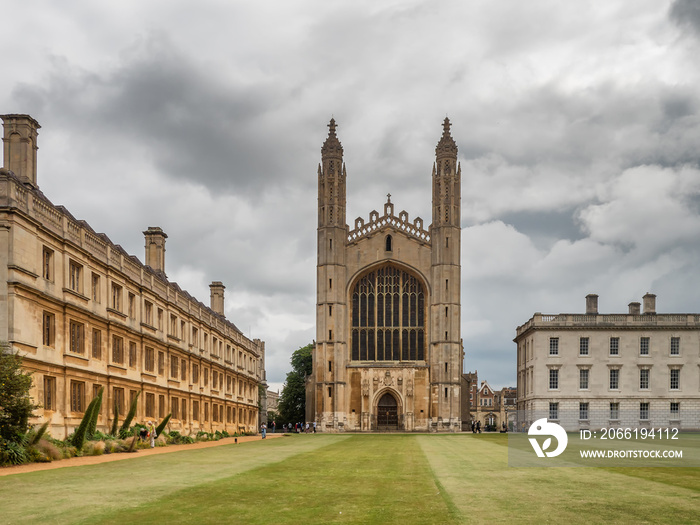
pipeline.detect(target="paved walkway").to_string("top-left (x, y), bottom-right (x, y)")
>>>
top-left (0, 433), bottom-right (285, 477)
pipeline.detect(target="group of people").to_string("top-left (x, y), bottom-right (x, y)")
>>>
top-left (470, 420), bottom-right (481, 433)
top-left (279, 422), bottom-right (316, 433)
top-left (138, 420), bottom-right (157, 447)
top-left (260, 420), bottom-right (317, 437)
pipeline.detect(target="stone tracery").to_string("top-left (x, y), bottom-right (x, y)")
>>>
top-left (347, 195), bottom-right (429, 244)
top-left (351, 265), bottom-right (426, 362)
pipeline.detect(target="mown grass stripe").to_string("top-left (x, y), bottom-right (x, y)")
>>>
top-left (89, 435), bottom-right (453, 525)
top-left (418, 433), bottom-right (699, 524)
top-left (0, 435), bottom-right (345, 524)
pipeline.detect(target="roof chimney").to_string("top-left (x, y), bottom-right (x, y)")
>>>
top-left (210, 281), bottom-right (225, 316)
top-left (628, 302), bottom-right (641, 315)
top-left (585, 294), bottom-right (598, 315)
top-left (1, 114), bottom-right (40, 188)
top-left (143, 227), bottom-right (167, 274)
top-left (643, 293), bottom-right (656, 314)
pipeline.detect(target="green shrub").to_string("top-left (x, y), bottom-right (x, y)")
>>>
top-left (27, 420), bottom-right (50, 447)
top-left (166, 431), bottom-right (194, 445)
top-left (25, 445), bottom-right (50, 463)
top-left (92, 430), bottom-right (110, 441)
top-left (62, 445), bottom-right (78, 459)
top-left (155, 413), bottom-right (171, 438)
top-left (119, 392), bottom-right (140, 438)
top-left (0, 343), bottom-right (38, 445)
top-left (0, 439), bottom-right (28, 465)
top-left (110, 400), bottom-right (119, 436)
top-left (71, 393), bottom-right (102, 451)
top-left (86, 387), bottom-right (103, 440)
top-left (114, 439), bottom-right (130, 452)
top-left (83, 441), bottom-right (106, 456)
top-left (103, 440), bottom-right (118, 454)
top-left (36, 438), bottom-right (62, 461)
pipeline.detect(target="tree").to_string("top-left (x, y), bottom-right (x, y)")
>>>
top-left (86, 387), bottom-right (104, 440)
top-left (278, 343), bottom-right (313, 424)
top-left (110, 399), bottom-right (119, 436)
top-left (71, 390), bottom-right (103, 450)
top-left (119, 391), bottom-right (140, 437)
top-left (291, 343), bottom-right (313, 376)
top-left (0, 342), bottom-right (37, 443)
top-left (155, 413), bottom-right (171, 437)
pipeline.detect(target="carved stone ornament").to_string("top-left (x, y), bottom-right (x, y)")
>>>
top-left (407, 379), bottom-right (414, 397)
top-left (362, 378), bottom-right (369, 397)
top-left (383, 371), bottom-right (393, 386)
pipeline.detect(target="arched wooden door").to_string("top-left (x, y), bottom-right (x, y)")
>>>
top-left (376, 392), bottom-right (398, 430)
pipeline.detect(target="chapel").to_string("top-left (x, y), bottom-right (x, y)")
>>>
top-left (307, 118), bottom-right (463, 432)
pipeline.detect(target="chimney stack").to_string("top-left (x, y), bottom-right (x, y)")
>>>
top-left (643, 293), bottom-right (656, 314)
top-left (143, 227), bottom-right (167, 274)
top-left (585, 294), bottom-right (598, 315)
top-left (628, 302), bottom-right (641, 315)
top-left (210, 281), bottom-right (225, 316)
top-left (1, 114), bottom-right (40, 188)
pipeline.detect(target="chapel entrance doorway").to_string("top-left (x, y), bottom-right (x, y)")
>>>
top-left (376, 392), bottom-right (399, 430)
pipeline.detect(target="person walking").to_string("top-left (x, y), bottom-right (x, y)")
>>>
top-left (261, 423), bottom-right (267, 439)
top-left (147, 420), bottom-right (156, 448)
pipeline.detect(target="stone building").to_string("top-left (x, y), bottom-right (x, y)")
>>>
top-left (307, 118), bottom-right (463, 432)
top-left (266, 389), bottom-right (280, 415)
top-left (461, 370), bottom-right (516, 431)
top-left (460, 371), bottom-right (478, 430)
top-left (0, 114), bottom-right (265, 439)
top-left (515, 293), bottom-right (700, 431)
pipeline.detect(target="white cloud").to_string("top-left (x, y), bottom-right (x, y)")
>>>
top-left (462, 221), bottom-right (541, 280)
top-left (580, 165), bottom-right (700, 249)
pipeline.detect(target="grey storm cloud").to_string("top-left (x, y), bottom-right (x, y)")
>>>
top-left (459, 83), bottom-right (700, 171)
top-left (670, 0), bottom-right (700, 37)
top-left (12, 38), bottom-right (316, 198)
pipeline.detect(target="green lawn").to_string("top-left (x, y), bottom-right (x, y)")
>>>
top-left (1, 434), bottom-right (698, 524)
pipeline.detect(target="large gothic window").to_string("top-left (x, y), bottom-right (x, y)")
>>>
top-left (351, 266), bottom-right (425, 361)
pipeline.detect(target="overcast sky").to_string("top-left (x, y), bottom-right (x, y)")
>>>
top-left (3, 0), bottom-right (700, 391)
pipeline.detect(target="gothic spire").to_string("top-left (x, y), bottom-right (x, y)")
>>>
top-left (435, 117), bottom-right (457, 157)
top-left (322, 117), bottom-right (343, 158)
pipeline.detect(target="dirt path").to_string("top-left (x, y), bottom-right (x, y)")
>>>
top-left (0, 433), bottom-right (285, 477)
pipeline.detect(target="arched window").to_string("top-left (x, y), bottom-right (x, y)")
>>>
top-left (351, 266), bottom-right (425, 362)
top-left (385, 235), bottom-right (392, 252)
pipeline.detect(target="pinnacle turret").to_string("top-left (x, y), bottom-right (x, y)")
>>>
top-left (322, 118), bottom-right (343, 158)
top-left (435, 117), bottom-right (457, 157)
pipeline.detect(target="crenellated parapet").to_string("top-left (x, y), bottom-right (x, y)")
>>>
top-left (347, 195), bottom-right (430, 244)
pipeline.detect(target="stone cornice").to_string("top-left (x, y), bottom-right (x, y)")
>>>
top-left (515, 313), bottom-right (700, 340)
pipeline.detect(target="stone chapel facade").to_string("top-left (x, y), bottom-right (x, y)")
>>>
top-left (307, 118), bottom-right (463, 432)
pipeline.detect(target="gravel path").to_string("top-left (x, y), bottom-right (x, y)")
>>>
top-left (0, 433), bottom-right (285, 477)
